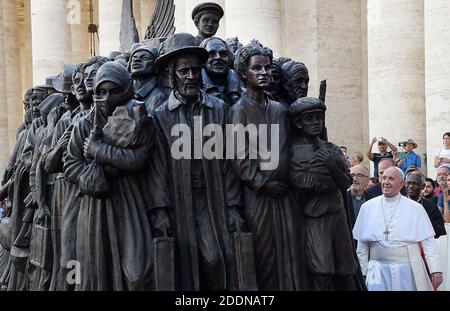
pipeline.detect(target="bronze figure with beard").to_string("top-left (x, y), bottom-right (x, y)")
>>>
top-left (150, 32), bottom-right (244, 291)
top-left (279, 59), bottom-right (310, 106)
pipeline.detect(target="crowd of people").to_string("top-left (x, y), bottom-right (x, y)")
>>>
top-left (344, 132), bottom-right (450, 290)
top-left (342, 132), bottom-right (450, 218)
top-left (0, 2), bottom-right (448, 292)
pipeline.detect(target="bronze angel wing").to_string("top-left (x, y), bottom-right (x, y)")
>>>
top-left (120, 0), bottom-right (140, 52)
top-left (144, 0), bottom-right (176, 39)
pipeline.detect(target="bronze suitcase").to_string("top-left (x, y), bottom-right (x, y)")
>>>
top-left (29, 223), bottom-right (52, 270)
top-left (154, 237), bottom-right (175, 291)
top-left (232, 232), bottom-right (257, 291)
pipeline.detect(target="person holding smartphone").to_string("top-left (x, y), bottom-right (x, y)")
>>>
top-left (434, 132), bottom-right (450, 170)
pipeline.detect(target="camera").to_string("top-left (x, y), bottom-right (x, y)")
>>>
top-left (398, 141), bottom-right (408, 148)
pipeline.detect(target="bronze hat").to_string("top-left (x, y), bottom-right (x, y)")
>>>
top-left (129, 43), bottom-right (159, 60)
top-left (54, 64), bottom-right (76, 94)
top-left (155, 33), bottom-right (208, 70)
top-left (289, 97), bottom-right (326, 117)
top-left (191, 2), bottom-right (224, 20)
top-left (36, 93), bottom-right (64, 114)
top-left (37, 75), bottom-right (57, 90)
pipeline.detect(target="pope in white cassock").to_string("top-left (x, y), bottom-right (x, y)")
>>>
top-left (353, 167), bottom-right (443, 291)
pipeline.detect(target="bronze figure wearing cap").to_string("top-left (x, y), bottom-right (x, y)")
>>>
top-left (288, 97), bottom-right (365, 291)
top-left (128, 44), bottom-right (167, 114)
top-left (191, 2), bottom-right (224, 45)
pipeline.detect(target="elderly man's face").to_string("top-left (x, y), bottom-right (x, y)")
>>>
top-left (244, 55), bottom-right (271, 91)
top-left (205, 39), bottom-right (230, 76)
top-left (286, 66), bottom-right (309, 99)
top-left (381, 167), bottom-right (405, 198)
top-left (350, 165), bottom-right (369, 194)
top-left (198, 13), bottom-right (220, 38)
top-left (405, 174), bottom-right (423, 200)
top-left (175, 55), bottom-right (202, 100)
top-left (437, 167), bottom-right (449, 183)
top-left (130, 50), bottom-right (155, 77)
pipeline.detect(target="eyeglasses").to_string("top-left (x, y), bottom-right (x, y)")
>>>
top-left (350, 173), bottom-right (369, 179)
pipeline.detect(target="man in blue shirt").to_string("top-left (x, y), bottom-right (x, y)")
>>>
top-left (398, 138), bottom-right (421, 176)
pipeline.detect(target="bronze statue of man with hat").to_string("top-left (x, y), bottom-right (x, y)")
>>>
top-left (191, 2), bottom-right (224, 45)
top-left (288, 97), bottom-right (365, 290)
top-left (150, 32), bottom-right (244, 291)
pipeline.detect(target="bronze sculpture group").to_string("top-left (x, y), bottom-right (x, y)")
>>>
top-left (0, 2), bottom-right (364, 291)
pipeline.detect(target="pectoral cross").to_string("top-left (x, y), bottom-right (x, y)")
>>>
top-left (383, 228), bottom-right (390, 241)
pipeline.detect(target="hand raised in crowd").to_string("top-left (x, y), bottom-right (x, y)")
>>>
top-left (371, 137), bottom-right (378, 144)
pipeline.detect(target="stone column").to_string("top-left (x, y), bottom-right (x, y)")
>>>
top-left (425, 1), bottom-right (450, 177)
top-left (31, 0), bottom-right (72, 85)
top-left (98, 0), bottom-right (122, 55)
top-left (282, 0), bottom-right (365, 155)
top-left (140, 0), bottom-right (156, 37)
top-left (3, 0), bottom-right (24, 152)
top-left (70, 0), bottom-right (91, 63)
top-left (367, 0), bottom-right (426, 174)
top-left (185, 0), bottom-right (226, 39)
top-left (226, 0), bottom-right (282, 56)
top-left (17, 0), bottom-right (33, 101)
top-left (361, 0), bottom-right (370, 168)
top-left (0, 0), bottom-right (10, 175)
